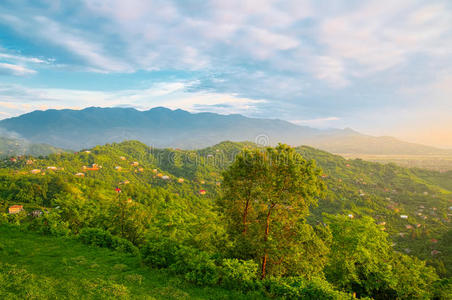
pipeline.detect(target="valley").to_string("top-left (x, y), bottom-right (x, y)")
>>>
top-left (0, 140), bottom-right (451, 298)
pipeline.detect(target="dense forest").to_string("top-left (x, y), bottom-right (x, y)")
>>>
top-left (0, 140), bottom-right (451, 299)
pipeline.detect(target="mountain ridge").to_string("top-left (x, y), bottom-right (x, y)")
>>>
top-left (0, 106), bottom-right (449, 155)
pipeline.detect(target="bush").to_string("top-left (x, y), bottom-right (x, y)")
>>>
top-left (141, 239), bottom-right (180, 268)
top-left (263, 276), bottom-right (353, 300)
top-left (220, 258), bottom-right (260, 291)
top-left (140, 239), bottom-right (351, 297)
top-left (182, 251), bottom-right (220, 286)
top-left (78, 228), bottom-right (139, 256)
top-left (28, 211), bottom-right (71, 237)
top-left (142, 240), bottom-right (220, 286)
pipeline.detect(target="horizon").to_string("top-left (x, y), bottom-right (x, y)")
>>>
top-left (2, 105), bottom-right (451, 150)
top-left (0, 1), bottom-right (451, 147)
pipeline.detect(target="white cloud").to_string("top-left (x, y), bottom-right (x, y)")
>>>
top-left (317, 0), bottom-right (452, 81)
top-left (291, 116), bottom-right (340, 127)
top-left (309, 56), bottom-right (348, 87)
top-left (0, 63), bottom-right (36, 76)
top-left (0, 53), bottom-right (47, 64)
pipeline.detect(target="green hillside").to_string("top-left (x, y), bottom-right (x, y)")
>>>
top-left (0, 136), bottom-right (67, 157)
top-left (0, 225), bottom-right (252, 299)
top-left (0, 140), bottom-right (451, 298)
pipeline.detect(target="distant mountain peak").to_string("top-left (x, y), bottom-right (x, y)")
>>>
top-left (0, 107), bottom-right (447, 155)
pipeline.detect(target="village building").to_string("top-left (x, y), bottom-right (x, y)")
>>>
top-left (9, 205), bottom-right (24, 214)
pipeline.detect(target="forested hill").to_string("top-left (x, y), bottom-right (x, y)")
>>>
top-left (1, 140), bottom-right (451, 279)
top-left (0, 106), bottom-right (449, 155)
top-left (0, 136), bottom-right (66, 157)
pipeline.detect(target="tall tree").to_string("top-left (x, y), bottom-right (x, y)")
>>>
top-left (220, 144), bottom-right (326, 278)
top-left (324, 214), bottom-right (439, 299)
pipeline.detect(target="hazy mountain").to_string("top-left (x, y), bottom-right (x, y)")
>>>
top-left (0, 136), bottom-right (66, 157)
top-left (0, 107), bottom-right (448, 155)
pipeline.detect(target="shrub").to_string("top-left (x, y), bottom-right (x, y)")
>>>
top-left (263, 276), bottom-right (353, 300)
top-left (141, 239), bottom-right (180, 268)
top-left (220, 258), bottom-right (260, 291)
top-left (27, 211), bottom-right (70, 237)
top-left (142, 240), bottom-right (220, 286)
top-left (180, 250), bottom-right (220, 286)
top-left (78, 228), bottom-right (139, 256)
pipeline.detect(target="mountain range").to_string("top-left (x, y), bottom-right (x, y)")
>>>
top-left (0, 106), bottom-right (449, 155)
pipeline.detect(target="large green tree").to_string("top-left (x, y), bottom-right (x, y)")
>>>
top-left (220, 144), bottom-right (327, 278)
top-left (324, 214), bottom-right (439, 299)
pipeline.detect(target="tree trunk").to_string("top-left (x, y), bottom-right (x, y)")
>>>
top-left (261, 253), bottom-right (268, 279)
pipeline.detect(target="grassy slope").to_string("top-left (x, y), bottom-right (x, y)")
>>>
top-left (0, 225), bottom-right (258, 299)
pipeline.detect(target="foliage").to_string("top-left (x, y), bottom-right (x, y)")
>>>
top-left (0, 140), bottom-right (450, 298)
top-left (219, 258), bottom-right (260, 290)
top-left (0, 225), bottom-right (251, 300)
top-left (263, 276), bottom-right (354, 299)
top-left (324, 214), bottom-right (439, 299)
top-left (78, 227), bottom-right (139, 256)
top-left (220, 144), bottom-right (327, 278)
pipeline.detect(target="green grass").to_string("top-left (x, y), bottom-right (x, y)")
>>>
top-left (0, 225), bottom-right (263, 299)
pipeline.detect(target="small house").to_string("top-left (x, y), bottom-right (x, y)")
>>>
top-left (131, 162), bottom-right (139, 166)
top-left (178, 178), bottom-right (184, 183)
top-left (400, 215), bottom-right (408, 219)
top-left (199, 189), bottom-right (207, 195)
top-left (9, 205), bottom-right (23, 214)
top-left (161, 175), bottom-right (170, 180)
top-left (120, 156), bottom-right (126, 161)
top-left (431, 250), bottom-right (440, 256)
top-left (347, 214), bottom-right (354, 219)
top-left (31, 210), bottom-right (43, 217)
top-left (30, 169), bottom-right (41, 174)
top-left (75, 172), bottom-right (85, 177)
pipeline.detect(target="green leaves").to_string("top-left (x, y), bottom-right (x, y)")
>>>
top-left (324, 214), bottom-right (439, 298)
top-left (220, 144), bottom-right (327, 278)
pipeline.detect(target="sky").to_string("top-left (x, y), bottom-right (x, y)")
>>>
top-left (0, 0), bottom-right (451, 148)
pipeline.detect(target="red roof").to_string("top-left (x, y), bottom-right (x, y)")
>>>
top-left (10, 205), bottom-right (23, 209)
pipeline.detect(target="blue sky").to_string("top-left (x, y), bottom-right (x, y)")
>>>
top-left (0, 0), bottom-right (451, 147)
